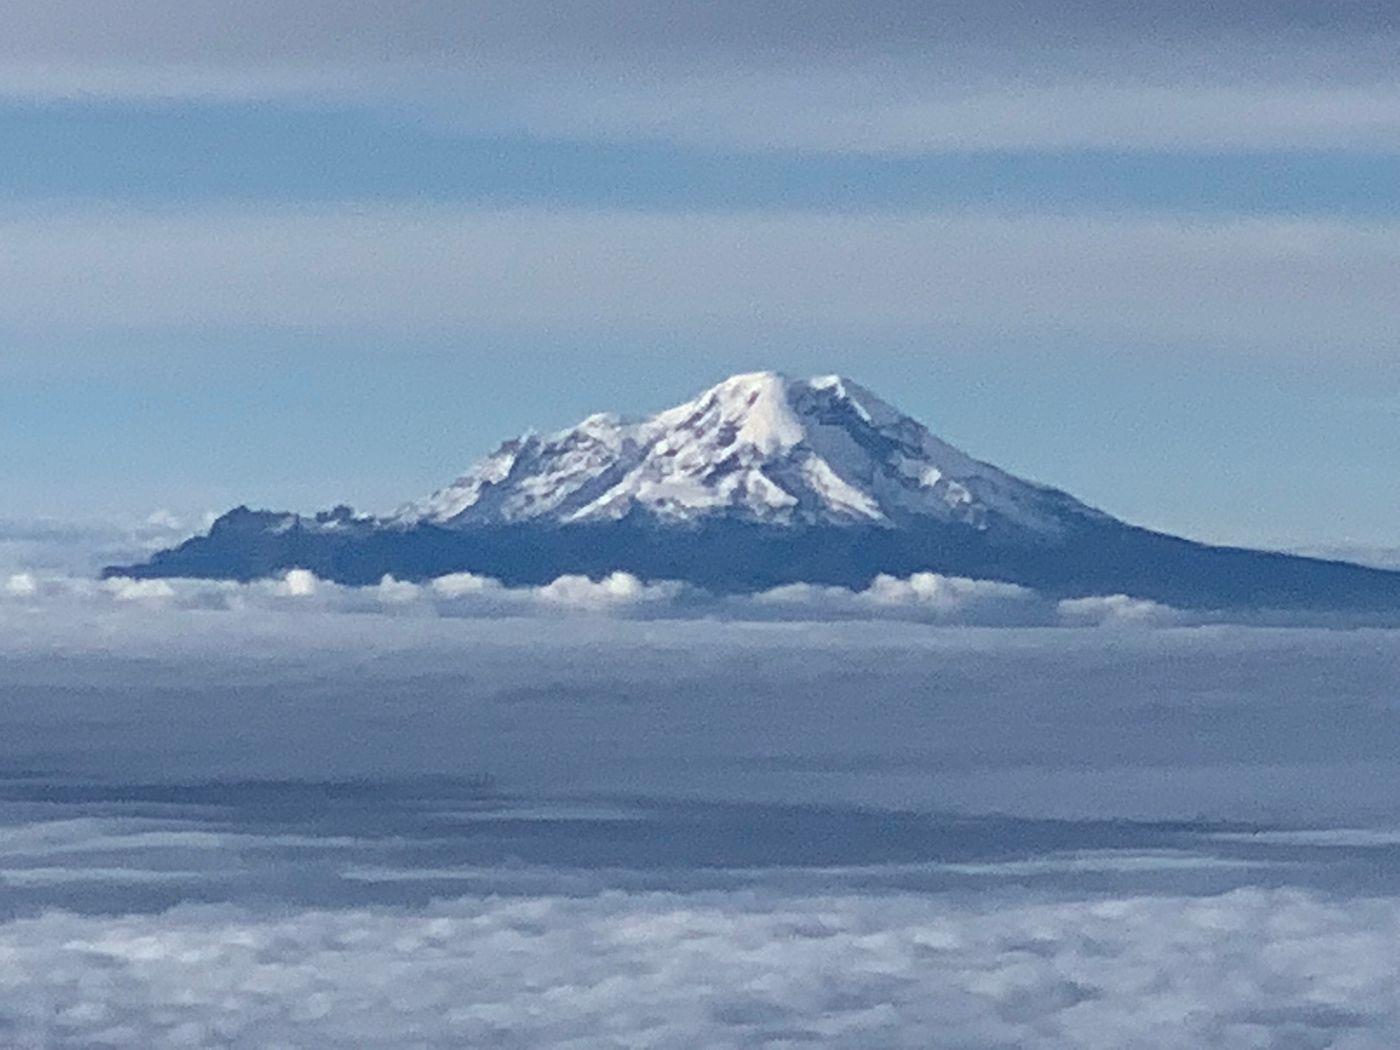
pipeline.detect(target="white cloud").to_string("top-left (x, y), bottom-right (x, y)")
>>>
top-left (4, 572), bottom-right (38, 598)
top-left (142, 509), bottom-right (187, 532)
top-left (429, 572), bottom-right (503, 598)
top-left (0, 887), bottom-right (1398, 1047)
top-left (274, 568), bottom-right (319, 599)
top-left (0, 567), bottom-right (1060, 625)
top-left (753, 572), bottom-right (1044, 624)
top-left (372, 574), bottom-right (422, 605)
top-left (10, 564), bottom-right (1400, 629)
top-left (534, 571), bottom-right (687, 610)
top-left (1057, 594), bottom-right (1182, 627)
top-left (103, 577), bottom-right (176, 603)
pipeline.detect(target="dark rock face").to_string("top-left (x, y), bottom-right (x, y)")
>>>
top-left (106, 505), bottom-right (1400, 613)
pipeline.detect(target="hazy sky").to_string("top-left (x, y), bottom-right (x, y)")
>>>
top-left (2, 1), bottom-right (1397, 551)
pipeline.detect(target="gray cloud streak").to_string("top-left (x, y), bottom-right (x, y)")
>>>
top-left (1, 2), bottom-right (1396, 153)
top-left (1, 205), bottom-right (1396, 355)
top-left (4, 2), bottom-right (1393, 65)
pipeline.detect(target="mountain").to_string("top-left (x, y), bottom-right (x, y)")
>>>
top-left (107, 371), bottom-right (1400, 612)
top-left (391, 373), bottom-right (1104, 535)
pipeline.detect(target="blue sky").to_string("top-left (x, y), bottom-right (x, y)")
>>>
top-left (2, 1), bottom-right (1398, 552)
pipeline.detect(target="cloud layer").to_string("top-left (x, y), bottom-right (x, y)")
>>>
top-left (2, 206), bottom-right (1396, 358)
top-left (2, 886), bottom-right (1399, 1048)
top-left (19, 562), bottom-right (1400, 628)
top-left (2, 2), bottom-right (1397, 154)
top-left (4, 592), bottom-right (1400, 823)
top-left (5, 554), bottom-right (1400, 1048)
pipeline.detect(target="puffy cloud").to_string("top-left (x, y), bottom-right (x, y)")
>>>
top-left (1057, 594), bottom-right (1182, 627)
top-left (274, 568), bottom-right (319, 599)
top-left (102, 577), bottom-right (176, 603)
top-left (0, 566), bottom-right (1070, 625)
top-left (0, 887), bottom-right (1398, 1047)
top-left (752, 572), bottom-right (1046, 625)
top-left (4, 572), bottom-right (38, 598)
top-left (4, 567), bottom-right (702, 622)
top-left (534, 571), bottom-right (687, 610)
top-left (429, 572), bottom-right (503, 599)
top-left (10, 563), bottom-right (1400, 629)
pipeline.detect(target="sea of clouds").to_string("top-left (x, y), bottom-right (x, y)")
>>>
top-left (5, 886), bottom-right (1399, 1049)
top-left (5, 517), bottom-right (1400, 1047)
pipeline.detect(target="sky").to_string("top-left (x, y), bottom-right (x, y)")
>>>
top-left (2, 1), bottom-right (1398, 554)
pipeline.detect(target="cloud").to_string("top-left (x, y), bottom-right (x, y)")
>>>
top-left (0, 565), bottom-right (1396, 1048)
top-left (0, 566), bottom-right (1072, 625)
top-left (8, 563), bottom-right (1400, 629)
top-left (1, 206), bottom-right (1396, 357)
top-left (2, 597), bottom-right (1400, 821)
top-left (0, 567), bottom-right (707, 620)
top-left (1057, 594), bottom-right (1183, 627)
top-left (751, 572), bottom-right (1045, 625)
top-left (103, 576), bottom-right (177, 603)
top-left (0, 2), bottom-right (1396, 154)
top-left (1212, 828), bottom-right (1400, 848)
top-left (444, 73), bottom-right (1400, 155)
top-left (535, 572), bottom-right (687, 610)
top-left (274, 568), bottom-right (319, 599)
top-left (0, 886), bottom-right (1398, 1047)
top-left (4, 573), bottom-right (38, 598)
top-left (0, 513), bottom-right (209, 577)
top-left (5, 1), bottom-right (1394, 68)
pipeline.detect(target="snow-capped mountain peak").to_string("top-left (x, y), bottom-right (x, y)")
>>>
top-left (392, 371), bottom-right (1100, 533)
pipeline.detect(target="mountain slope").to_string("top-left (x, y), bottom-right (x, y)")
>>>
top-left (107, 372), bottom-right (1400, 613)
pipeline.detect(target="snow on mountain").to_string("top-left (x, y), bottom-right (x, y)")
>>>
top-left (393, 372), bottom-right (1104, 534)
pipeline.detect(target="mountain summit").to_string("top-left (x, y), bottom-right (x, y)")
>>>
top-left (109, 372), bottom-right (1400, 613)
top-left (392, 371), bottom-right (1099, 536)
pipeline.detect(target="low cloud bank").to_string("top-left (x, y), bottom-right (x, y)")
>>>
top-left (7, 564), bottom-right (1395, 628)
top-left (2, 566), bottom-right (1196, 627)
top-left (1, 886), bottom-right (1399, 1048)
